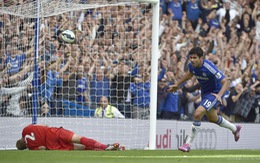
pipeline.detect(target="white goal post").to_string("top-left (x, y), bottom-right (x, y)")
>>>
top-left (0, 0), bottom-right (159, 150)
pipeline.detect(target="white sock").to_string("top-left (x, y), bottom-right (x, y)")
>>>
top-left (217, 116), bottom-right (236, 132)
top-left (186, 122), bottom-right (201, 145)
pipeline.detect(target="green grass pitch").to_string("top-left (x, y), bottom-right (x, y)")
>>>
top-left (1, 150), bottom-right (260, 163)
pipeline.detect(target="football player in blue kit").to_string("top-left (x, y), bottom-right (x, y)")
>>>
top-left (168, 47), bottom-right (241, 152)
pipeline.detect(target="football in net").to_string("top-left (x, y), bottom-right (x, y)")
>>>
top-left (61, 30), bottom-right (75, 43)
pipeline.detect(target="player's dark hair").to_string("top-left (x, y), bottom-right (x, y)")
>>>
top-left (189, 47), bottom-right (204, 58)
top-left (16, 139), bottom-right (27, 150)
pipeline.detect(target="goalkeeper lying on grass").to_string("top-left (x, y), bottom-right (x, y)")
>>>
top-left (16, 124), bottom-right (125, 151)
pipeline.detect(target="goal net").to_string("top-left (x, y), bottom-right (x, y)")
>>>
top-left (0, 0), bottom-right (159, 150)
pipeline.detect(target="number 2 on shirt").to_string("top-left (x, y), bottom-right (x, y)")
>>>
top-left (24, 132), bottom-right (35, 143)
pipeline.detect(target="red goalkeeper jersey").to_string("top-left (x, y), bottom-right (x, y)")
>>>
top-left (22, 124), bottom-right (74, 150)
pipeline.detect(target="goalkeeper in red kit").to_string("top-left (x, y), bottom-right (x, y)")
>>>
top-left (16, 124), bottom-right (125, 151)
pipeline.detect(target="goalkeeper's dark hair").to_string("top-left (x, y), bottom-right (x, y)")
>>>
top-left (16, 139), bottom-right (27, 150)
top-left (189, 47), bottom-right (204, 58)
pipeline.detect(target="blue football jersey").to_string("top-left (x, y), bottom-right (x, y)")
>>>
top-left (5, 53), bottom-right (26, 75)
top-left (188, 59), bottom-right (225, 95)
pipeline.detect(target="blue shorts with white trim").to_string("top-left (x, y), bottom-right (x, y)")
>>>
top-left (199, 93), bottom-right (220, 111)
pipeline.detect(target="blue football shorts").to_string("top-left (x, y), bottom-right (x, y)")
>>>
top-left (199, 93), bottom-right (220, 112)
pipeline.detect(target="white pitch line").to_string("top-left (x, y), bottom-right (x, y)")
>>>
top-left (87, 155), bottom-right (260, 159)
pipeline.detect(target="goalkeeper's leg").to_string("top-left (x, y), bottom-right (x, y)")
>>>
top-left (72, 133), bottom-right (124, 150)
top-left (72, 134), bottom-right (107, 150)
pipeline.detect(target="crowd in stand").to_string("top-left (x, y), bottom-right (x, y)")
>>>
top-left (0, 0), bottom-right (260, 123)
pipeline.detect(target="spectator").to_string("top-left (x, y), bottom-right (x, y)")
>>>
top-left (94, 96), bottom-right (125, 118)
top-left (4, 44), bottom-right (33, 75)
top-left (160, 87), bottom-right (182, 120)
top-left (181, 79), bottom-right (201, 120)
top-left (56, 56), bottom-right (80, 112)
top-left (39, 61), bottom-right (63, 116)
top-left (89, 65), bottom-right (110, 110)
top-left (199, 0), bottom-right (216, 24)
top-left (167, 0), bottom-right (183, 25)
top-left (76, 65), bottom-right (89, 107)
top-left (239, 11), bottom-right (254, 34)
top-left (186, 0), bottom-right (201, 30)
top-left (54, 60), bottom-right (90, 116)
top-left (233, 81), bottom-right (260, 122)
top-left (49, 52), bottom-right (69, 116)
top-left (157, 59), bottom-right (169, 118)
top-left (160, 0), bottom-right (168, 15)
top-left (252, 2), bottom-right (260, 42)
top-left (0, 72), bottom-right (33, 116)
top-left (130, 65), bottom-right (150, 119)
top-left (216, 1), bottom-right (239, 26)
top-left (208, 10), bottom-right (220, 29)
top-left (109, 62), bottom-right (133, 118)
top-left (157, 77), bottom-right (168, 119)
top-left (252, 82), bottom-right (260, 123)
top-left (5, 72), bottom-right (33, 116)
top-left (221, 83), bottom-right (246, 122)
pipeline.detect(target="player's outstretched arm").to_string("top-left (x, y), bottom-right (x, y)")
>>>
top-left (167, 84), bottom-right (179, 92)
top-left (167, 71), bottom-right (193, 92)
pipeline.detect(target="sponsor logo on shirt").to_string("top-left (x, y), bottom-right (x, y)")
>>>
top-left (194, 75), bottom-right (209, 80)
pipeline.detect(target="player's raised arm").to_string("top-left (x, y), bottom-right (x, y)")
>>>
top-left (167, 71), bottom-right (193, 92)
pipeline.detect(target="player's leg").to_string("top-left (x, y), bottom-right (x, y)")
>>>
top-left (186, 106), bottom-right (206, 144)
top-left (71, 134), bottom-right (123, 150)
top-left (71, 134), bottom-right (108, 150)
top-left (206, 109), bottom-right (241, 142)
top-left (180, 93), bottom-right (222, 152)
top-left (56, 127), bottom-right (107, 150)
top-left (179, 105), bottom-right (206, 152)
